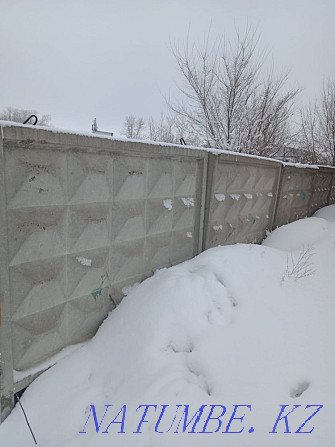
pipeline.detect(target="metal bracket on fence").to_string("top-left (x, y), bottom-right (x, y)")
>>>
top-left (22, 115), bottom-right (38, 125)
top-left (180, 138), bottom-right (187, 146)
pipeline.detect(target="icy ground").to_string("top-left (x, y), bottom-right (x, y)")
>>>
top-left (1, 206), bottom-right (335, 447)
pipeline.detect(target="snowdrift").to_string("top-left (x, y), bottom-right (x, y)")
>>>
top-left (1, 205), bottom-right (335, 447)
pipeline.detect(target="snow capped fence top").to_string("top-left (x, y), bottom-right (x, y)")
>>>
top-left (0, 121), bottom-right (334, 421)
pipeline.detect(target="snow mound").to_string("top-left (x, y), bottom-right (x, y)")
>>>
top-left (263, 218), bottom-right (332, 251)
top-left (313, 204), bottom-right (335, 221)
top-left (1, 208), bottom-right (335, 447)
top-left (263, 205), bottom-right (335, 251)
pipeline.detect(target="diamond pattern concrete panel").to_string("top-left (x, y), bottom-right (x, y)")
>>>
top-left (330, 172), bottom-right (335, 204)
top-left (5, 148), bottom-right (67, 209)
top-left (204, 154), bottom-right (281, 248)
top-left (8, 207), bottom-right (67, 266)
top-left (2, 123), bottom-right (334, 422)
top-left (274, 166), bottom-right (320, 227)
top-left (9, 257), bottom-right (66, 320)
top-left (0, 124), bottom-right (206, 401)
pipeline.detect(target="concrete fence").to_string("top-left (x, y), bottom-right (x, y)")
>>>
top-left (1, 123), bottom-right (334, 420)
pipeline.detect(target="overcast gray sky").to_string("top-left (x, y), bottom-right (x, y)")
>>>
top-left (1, 0), bottom-right (334, 135)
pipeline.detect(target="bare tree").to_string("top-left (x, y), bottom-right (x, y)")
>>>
top-left (120, 115), bottom-right (146, 139)
top-left (299, 78), bottom-right (335, 165)
top-left (241, 74), bottom-right (298, 156)
top-left (172, 113), bottom-right (202, 146)
top-left (148, 114), bottom-right (176, 143)
top-left (319, 78), bottom-right (335, 165)
top-left (0, 106), bottom-right (51, 126)
top-left (299, 105), bottom-right (319, 164)
top-left (169, 28), bottom-right (299, 156)
top-left (120, 113), bottom-right (201, 146)
top-left (147, 113), bottom-right (201, 145)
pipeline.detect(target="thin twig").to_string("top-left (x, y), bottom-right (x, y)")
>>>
top-left (281, 246), bottom-right (316, 284)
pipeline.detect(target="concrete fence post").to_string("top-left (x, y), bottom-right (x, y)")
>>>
top-left (0, 127), bottom-right (14, 421)
top-left (201, 153), bottom-right (216, 251)
top-left (331, 171), bottom-right (335, 205)
top-left (270, 162), bottom-right (283, 231)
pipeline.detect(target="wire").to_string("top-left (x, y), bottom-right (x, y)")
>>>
top-left (15, 393), bottom-right (38, 445)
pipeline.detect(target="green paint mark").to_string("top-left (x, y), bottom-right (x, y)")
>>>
top-left (91, 286), bottom-right (103, 299)
top-left (91, 273), bottom-right (110, 300)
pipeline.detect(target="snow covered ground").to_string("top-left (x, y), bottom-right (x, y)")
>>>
top-left (1, 205), bottom-right (335, 447)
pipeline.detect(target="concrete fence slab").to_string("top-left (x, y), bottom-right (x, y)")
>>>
top-left (273, 165), bottom-right (334, 228)
top-left (273, 165), bottom-right (317, 228)
top-left (1, 122), bottom-right (335, 421)
top-left (0, 124), bottom-right (207, 420)
top-left (203, 153), bottom-right (281, 249)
